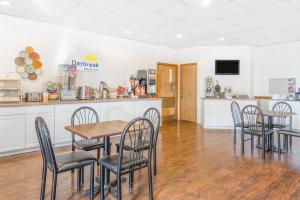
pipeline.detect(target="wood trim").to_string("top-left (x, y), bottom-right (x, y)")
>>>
top-left (157, 62), bottom-right (179, 67)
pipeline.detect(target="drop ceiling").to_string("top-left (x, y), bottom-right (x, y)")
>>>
top-left (0, 0), bottom-right (300, 49)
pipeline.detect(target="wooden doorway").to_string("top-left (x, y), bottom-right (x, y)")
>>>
top-left (157, 62), bottom-right (178, 122)
top-left (180, 63), bottom-right (197, 122)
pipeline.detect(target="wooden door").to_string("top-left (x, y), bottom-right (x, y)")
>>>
top-left (180, 63), bottom-right (197, 122)
top-left (157, 62), bottom-right (178, 122)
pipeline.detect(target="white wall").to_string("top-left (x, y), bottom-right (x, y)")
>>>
top-left (177, 46), bottom-right (254, 123)
top-left (253, 41), bottom-right (300, 96)
top-left (0, 15), bottom-right (177, 92)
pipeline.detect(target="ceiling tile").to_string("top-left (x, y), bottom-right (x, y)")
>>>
top-left (225, 13), bottom-right (269, 30)
top-left (288, 0), bottom-right (300, 9)
top-left (23, 0), bottom-right (81, 23)
top-left (125, 0), bottom-right (178, 11)
top-left (0, 0), bottom-right (31, 17)
top-left (142, 13), bottom-right (176, 26)
top-left (204, 1), bottom-right (245, 18)
top-left (252, 1), bottom-right (295, 18)
top-left (183, 0), bottom-right (230, 9)
top-left (265, 11), bottom-right (300, 29)
top-left (159, 2), bottom-right (199, 19)
top-left (234, 0), bottom-right (282, 10)
top-left (79, 0), bottom-right (128, 12)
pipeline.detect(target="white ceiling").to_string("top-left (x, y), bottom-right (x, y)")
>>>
top-left (0, 0), bottom-right (300, 48)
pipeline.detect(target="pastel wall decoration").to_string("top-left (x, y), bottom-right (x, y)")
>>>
top-left (15, 46), bottom-right (43, 80)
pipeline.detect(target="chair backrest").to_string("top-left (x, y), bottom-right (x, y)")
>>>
top-left (241, 105), bottom-right (265, 134)
top-left (143, 108), bottom-right (160, 147)
top-left (35, 117), bottom-right (57, 171)
top-left (272, 102), bottom-right (292, 126)
top-left (71, 106), bottom-right (99, 126)
top-left (231, 101), bottom-right (242, 126)
top-left (118, 117), bottom-right (155, 172)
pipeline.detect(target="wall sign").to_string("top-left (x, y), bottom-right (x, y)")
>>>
top-left (71, 54), bottom-right (100, 72)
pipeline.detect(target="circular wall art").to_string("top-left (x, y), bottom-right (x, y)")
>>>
top-left (15, 46), bottom-right (43, 80)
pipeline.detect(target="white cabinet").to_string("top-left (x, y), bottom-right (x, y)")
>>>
top-left (26, 112), bottom-right (55, 148)
top-left (100, 101), bottom-right (134, 122)
top-left (0, 114), bottom-right (26, 153)
top-left (25, 106), bottom-right (55, 148)
top-left (203, 99), bottom-right (257, 129)
top-left (134, 100), bottom-right (162, 119)
top-left (54, 103), bottom-right (100, 146)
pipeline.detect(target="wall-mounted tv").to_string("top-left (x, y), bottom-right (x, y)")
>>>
top-left (215, 60), bottom-right (240, 75)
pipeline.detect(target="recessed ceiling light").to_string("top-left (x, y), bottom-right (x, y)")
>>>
top-left (124, 30), bottom-right (131, 34)
top-left (0, 0), bottom-right (11, 6)
top-left (219, 37), bottom-right (225, 41)
top-left (176, 34), bottom-right (183, 39)
top-left (201, 0), bottom-right (211, 7)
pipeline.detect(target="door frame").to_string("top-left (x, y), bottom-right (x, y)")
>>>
top-left (157, 62), bottom-right (179, 120)
top-left (179, 63), bottom-right (197, 122)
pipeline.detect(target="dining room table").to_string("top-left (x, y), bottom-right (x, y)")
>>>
top-left (65, 120), bottom-right (129, 197)
top-left (256, 110), bottom-right (296, 152)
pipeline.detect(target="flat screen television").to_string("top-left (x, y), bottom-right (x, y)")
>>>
top-left (215, 60), bottom-right (240, 75)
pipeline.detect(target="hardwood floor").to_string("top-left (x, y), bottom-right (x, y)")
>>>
top-left (1, 121), bottom-right (300, 200)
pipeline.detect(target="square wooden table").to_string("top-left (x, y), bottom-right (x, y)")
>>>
top-left (65, 120), bottom-right (128, 196)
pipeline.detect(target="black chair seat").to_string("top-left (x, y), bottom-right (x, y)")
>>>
top-left (73, 140), bottom-right (105, 151)
top-left (243, 127), bottom-right (273, 136)
top-left (56, 151), bottom-right (97, 172)
top-left (99, 152), bottom-right (148, 173)
top-left (115, 143), bottom-right (150, 152)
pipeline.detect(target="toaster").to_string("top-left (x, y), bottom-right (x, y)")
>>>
top-left (25, 92), bottom-right (43, 102)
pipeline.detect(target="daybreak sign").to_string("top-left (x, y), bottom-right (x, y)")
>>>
top-left (71, 54), bottom-right (100, 72)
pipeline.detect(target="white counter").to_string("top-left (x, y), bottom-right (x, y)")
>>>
top-left (0, 99), bottom-right (162, 157)
top-left (200, 98), bottom-right (257, 129)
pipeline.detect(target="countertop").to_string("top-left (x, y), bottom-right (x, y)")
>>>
top-left (201, 97), bottom-right (256, 101)
top-left (0, 97), bottom-right (162, 107)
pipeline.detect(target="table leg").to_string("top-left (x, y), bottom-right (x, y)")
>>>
top-left (104, 136), bottom-right (111, 188)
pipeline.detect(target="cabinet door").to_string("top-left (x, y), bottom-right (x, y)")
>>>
top-left (100, 102), bottom-right (135, 122)
top-left (0, 115), bottom-right (26, 153)
top-left (26, 113), bottom-right (55, 148)
top-left (134, 100), bottom-right (162, 125)
top-left (54, 111), bottom-right (73, 146)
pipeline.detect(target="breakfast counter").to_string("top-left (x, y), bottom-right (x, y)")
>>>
top-left (199, 98), bottom-right (257, 129)
top-left (0, 97), bottom-right (162, 157)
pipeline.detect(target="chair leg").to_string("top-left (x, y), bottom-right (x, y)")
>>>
top-left (262, 135), bottom-right (266, 160)
top-left (81, 167), bottom-right (84, 184)
top-left (153, 147), bottom-right (157, 176)
top-left (278, 133), bottom-right (281, 154)
top-left (241, 132), bottom-right (244, 155)
top-left (271, 133), bottom-right (274, 155)
top-left (129, 169), bottom-right (134, 189)
top-left (290, 135), bottom-right (293, 146)
top-left (51, 172), bottom-right (57, 200)
top-left (117, 174), bottom-right (122, 200)
top-left (77, 168), bottom-right (82, 189)
top-left (250, 135), bottom-right (254, 152)
top-left (100, 165), bottom-right (105, 200)
top-left (148, 164), bottom-right (153, 200)
top-left (90, 163), bottom-right (94, 200)
top-left (233, 126), bottom-right (236, 145)
top-left (71, 145), bottom-right (75, 173)
top-left (40, 163), bottom-right (47, 200)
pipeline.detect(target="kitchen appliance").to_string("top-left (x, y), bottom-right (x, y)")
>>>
top-left (99, 81), bottom-right (110, 99)
top-left (78, 86), bottom-right (93, 100)
top-left (59, 64), bottom-right (77, 100)
top-left (215, 60), bottom-right (240, 75)
top-left (147, 69), bottom-right (156, 96)
top-left (0, 74), bottom-right (22, 103)
top-left (25, 92), bottom-right (43, 102)
top-left (136, 69), bottom-right (156, 96)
